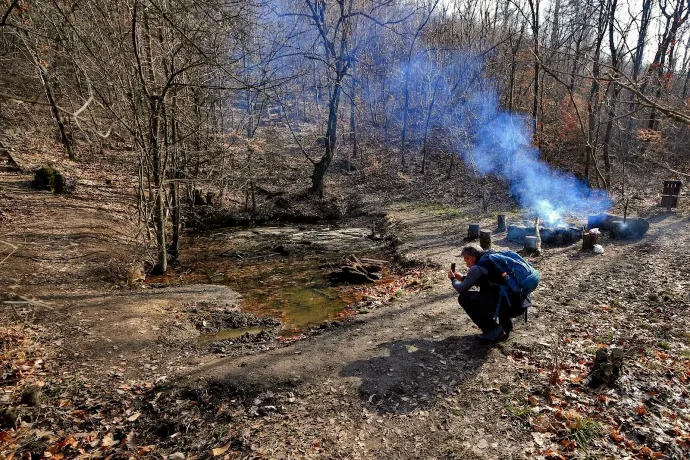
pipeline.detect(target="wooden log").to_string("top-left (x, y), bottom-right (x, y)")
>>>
top-left (610, 220), bottom-right (625, 239)
top-left (539, 227), bottom-right (554, 243)
top-left (335, 268), bottom-right (376, 283)
top-left (497, 214), bottom-right (506, 232)
top-left (360, 258), bottom-right (388, 265)
top-left (479, 230), bottom-right (492, 250)
top-left (467, 223), bottom-right (480, 240)
top-left (570, 227), bottom-right (583, 242)
top-left (524, 236), bottom-right (538, 253)
top-left (507, 225), bottom-right (527, 242)
top-left (359, 258), bottom-right (387, 273)
top-left (588, 213), bottom-right (649, 237)
top-left (582, 233), bottom-right (598, 251)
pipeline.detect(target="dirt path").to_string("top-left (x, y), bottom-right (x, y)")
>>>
top-left (2, 158), bottom-right (690, 458)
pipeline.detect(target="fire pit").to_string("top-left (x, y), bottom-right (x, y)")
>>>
top-left (506, 222), bottom-right (583, 245)
top-left (587, 213), bottom-right (649, 239)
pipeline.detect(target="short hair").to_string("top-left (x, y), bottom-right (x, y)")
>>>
top-left (460, 245), bottom-right (483, 259)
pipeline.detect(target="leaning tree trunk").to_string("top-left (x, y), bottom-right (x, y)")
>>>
top-left (38, 66), bottom-right (75, 160)
top-left (311, 71), bottom-right (343, 198)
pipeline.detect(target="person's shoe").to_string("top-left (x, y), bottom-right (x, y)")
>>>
top-left (477, 325), bottom-right (507, 342)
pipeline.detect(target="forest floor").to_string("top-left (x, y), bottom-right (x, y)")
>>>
top-left (1, 144), bottom-right (690, 459)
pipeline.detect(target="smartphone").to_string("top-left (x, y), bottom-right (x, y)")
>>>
top-left (450, 263), bottom-right (456, 272)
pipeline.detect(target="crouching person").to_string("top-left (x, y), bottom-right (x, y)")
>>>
top-left (449, 245), bottom-right (533, 342)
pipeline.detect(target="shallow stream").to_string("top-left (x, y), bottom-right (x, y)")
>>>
top-left (148, 225), bottom-right (390, 337)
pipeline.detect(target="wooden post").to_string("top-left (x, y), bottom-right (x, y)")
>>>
top-left (524, 236), bottom-right (538, 253)
top-left (479, 230), bottom-right (492, 249)
top-left (497, 214), bottom-right (506, 232)
top-left (467, 223), bottom-right (480, 240)
top-left (582, 232), bottom-right (598, 251)
top-left (660, 180), bottom-right (682, 211)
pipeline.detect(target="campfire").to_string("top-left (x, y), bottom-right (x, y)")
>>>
top-left (467, 211), bottom-right (650, 253)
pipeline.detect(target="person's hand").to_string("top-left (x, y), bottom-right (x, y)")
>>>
top-left (448, 270), bottom-right (456, 280)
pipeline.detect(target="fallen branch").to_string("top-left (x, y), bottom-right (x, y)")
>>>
top-left (0, 239), bottom-right (18, 265)
top-left (3, 296), bottom-right (54, 310)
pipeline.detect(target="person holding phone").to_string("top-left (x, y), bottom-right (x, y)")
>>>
top-left (448, 245), bottom-right (531, 342)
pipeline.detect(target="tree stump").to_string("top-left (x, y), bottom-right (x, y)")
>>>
top-left (194, 189), bottom-right (206, 206)
top-left (479, 230), bottom-right (492, 249)
top-left (587, 347), bottom-right (624, 388)
top-left (467, 223), bottom-right (480, 240)
top-left (31, 167), bottom-right (65, 194)
top-left (497, 214), bottom-right (506, 232)
top-left (582, 233), bottom-right (598, 251)
top-left (524, 236), bottom-right (538, 253)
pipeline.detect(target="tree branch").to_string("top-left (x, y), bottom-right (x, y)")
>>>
top-left (0, 0), bottom-right (19, 26)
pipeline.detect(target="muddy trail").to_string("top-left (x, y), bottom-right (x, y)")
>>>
top-left (2, 158), bottom-right (690, 459)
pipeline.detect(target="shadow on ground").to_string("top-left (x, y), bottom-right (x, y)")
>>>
top-left (340, 335), bottom-right (490, 415)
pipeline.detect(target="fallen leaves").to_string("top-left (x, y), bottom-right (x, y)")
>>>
top-left (211, 443), bottom-right (230, 456)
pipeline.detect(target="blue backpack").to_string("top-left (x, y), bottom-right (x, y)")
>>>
top-left (487, 251), bottom-right (540, 295)
top-left (485, 251), bottom-right (540, 322)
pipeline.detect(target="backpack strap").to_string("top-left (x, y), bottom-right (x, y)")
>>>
top-left (494, 285), bottom-right (512, 321)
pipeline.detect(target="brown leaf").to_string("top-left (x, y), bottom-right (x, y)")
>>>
top-left (211, 444), bottom-right (230, 457)
top-left (542, 449), bottom-right (566, 460)
top-left (101, 433), bottom-right (116, 448)
top-left (532, 414), bottom-right (552, 433)
top-left (559, 439), bottom-right (576, 450)
top-left (137, 445), bottom-right (156, 456)
top-left (609, 428), bottom-right (624, 443)
top-left (126, 430), bottom-right (138, 450)
top-left (528, 395), bottom-right (538, 407)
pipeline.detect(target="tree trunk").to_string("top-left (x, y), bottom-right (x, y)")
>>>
top-left (528, 0), bottom-right (540, 141)
top-left (602, 0), bottom-right (620, 190)
top-left (38, 66), bottom-right (75, 160)
top-left (311, 68), bottom-right (344, 197)
top-left (421, 76), bottom-right (440, 174)
top-left (149, 98), bottom-right (167, 274)
top-left (585, 5), bottom-right (607, 183)
top-left (349, 63), bottom-right (358, 166)
top-left (400, 65), bottom-right (411, 171)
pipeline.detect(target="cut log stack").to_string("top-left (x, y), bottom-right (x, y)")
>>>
top-left (587, 213), bottom-right (649, 239)
top-left (329, 255), bottom-right (387, 284)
